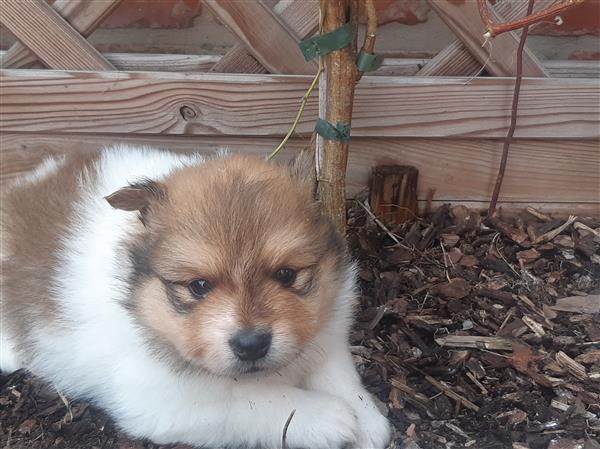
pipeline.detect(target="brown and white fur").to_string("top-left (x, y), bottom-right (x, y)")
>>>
top-left (0, 145), bottom-right (390, 449)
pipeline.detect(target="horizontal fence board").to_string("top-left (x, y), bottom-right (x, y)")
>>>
top-left (544, 60), bottom-right (600, 79)
top-left (421, 201), bottom-right (599, 218)
top-left (2, 51), bottom-right (597, 78)
top-left (1, 70), bottom-right (599, 139)
top-left (2, 134), bottom-right (598, 213)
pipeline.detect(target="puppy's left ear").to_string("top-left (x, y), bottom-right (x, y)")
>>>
top-left (288, 148), bottom-right (317, 199)
top-left (105, 179), bottom-right (166, 212)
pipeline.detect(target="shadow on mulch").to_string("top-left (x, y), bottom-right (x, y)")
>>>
top-left (1, 203), bottom-right (599, 449)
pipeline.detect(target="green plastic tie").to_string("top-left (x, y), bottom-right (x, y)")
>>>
top-left (299, 22), bottom-right (353, 61)
top-left (356, 50), bottom-right (384, 72)
top-left (315, 118), bottom-right (351, 142)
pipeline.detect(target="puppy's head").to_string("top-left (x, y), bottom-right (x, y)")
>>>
top-left (107, 152), bottom-right (349, 376)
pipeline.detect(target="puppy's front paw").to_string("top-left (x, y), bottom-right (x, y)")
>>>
top-left (286, 396), bottom-right (358, 449)
top-left (352, 393), bottom-right (392, 449)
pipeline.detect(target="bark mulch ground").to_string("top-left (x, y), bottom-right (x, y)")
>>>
top-left (2, 203), bottom-right (599, 449)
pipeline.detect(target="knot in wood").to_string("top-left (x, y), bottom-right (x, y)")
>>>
top-left (179, 105), bottom-right (197, 121)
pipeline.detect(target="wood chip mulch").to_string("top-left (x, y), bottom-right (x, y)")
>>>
top-left (2, 203), bottom-right (599, 449)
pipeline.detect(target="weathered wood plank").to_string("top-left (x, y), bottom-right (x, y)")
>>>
top-left (203, 0), bottom-right (315, 74)
top-left (272, 0), bottom-right (320, 37)
top-left (1, 0), bottom-right (122, 69)
top-left (1, 50), bottom-right (596, 78)
top-left (416, 39), bottom-right (481, 77)
top-left (1, 70), bottom-right (598, 139)
top-left (0, 0), bottom-right (114, 71)
top-left (426, 0), bottom-right (548, 77)
top-left (2, 134), bottom-right (598, 210)
top-left (211, 0), bottom-right (319, 74)
top-left (422, 201), bottom-right (599, 218)
top-left (210, 44), bottom-right (266, 74)
top-left (544, 60), bottom-right (600, 79)
top-left (102, 53), bottom-right (220, 72)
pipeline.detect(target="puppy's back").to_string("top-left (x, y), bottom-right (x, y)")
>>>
top-left (1, 152), bottom-right (97, 371)
top-left (0, 145), bottom-right (204, 373)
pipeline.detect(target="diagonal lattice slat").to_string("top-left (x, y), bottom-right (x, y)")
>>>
top-left (425, 0), bottom-right (548, 77)
top-left (418, 0), bottom-right (561, 76)
top-left (0, 0), bottom-right (116, 71)
top-left (206, 0), bottom-right (318, 74)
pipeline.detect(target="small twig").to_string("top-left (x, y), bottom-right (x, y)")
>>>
top-left (492, 233), bottom-right (520, 277)
top-left (57, 390), bottom-right (73, 423)
top-left (574, 221), bottom-right (600, 239)
top-left (526, 206), bottom-right (553, 222)
top-left (281, 409), bottom-right (296, 449)
top-left (424, 375), bottom-right (480, 412)
top-left (466, 371), bottom-right (489, 395)
top-left (497, 306), bottom-right (514, 335)
top-left (357, 0), bottom-right (378, 80)
top-left (439, 241), bottom-right (453, 283)
top-left (488, 0), bottom-right (535, 216)
top-left (358, 200), bottom-right (410, 248)
top-left (533, 215), bottom-right (577, 244)
top-left (478, 0), bottom-right (586, 38)
top-left (463, 36), bottom-right (493, 85)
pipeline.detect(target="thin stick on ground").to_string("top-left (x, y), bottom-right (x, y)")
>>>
top-left (281, 409), bottom-right (296, 449)
top-left (357, 200), bottom-right (411, 249)
top-left (488, 0), bottom-right (535, 217)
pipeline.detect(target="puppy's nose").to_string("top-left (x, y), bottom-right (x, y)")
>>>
top-left (229, 329), bottom-right (272, 361)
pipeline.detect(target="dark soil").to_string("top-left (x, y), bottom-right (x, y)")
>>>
top-left (2, 203), bottom-right (599, 449)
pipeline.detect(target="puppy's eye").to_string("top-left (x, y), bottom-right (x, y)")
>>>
top-left (188, 279), bottom-right (212, 299)
top-left (274, 268), bottom-right (297, 287)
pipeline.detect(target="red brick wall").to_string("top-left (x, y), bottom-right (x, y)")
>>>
top-left (101, 0), bottom-right (203, 28)
top-left (98, 0), bottom-right (599, 36)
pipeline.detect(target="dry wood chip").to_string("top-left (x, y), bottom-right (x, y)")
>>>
top-left (508, 409), bottom-right (528, 426)
top-left (459, 254), bottom-right (478, 267)
top-left (433, 278), bottom-right (470, 299)
top-left (574, 349), bottom-right (600, 365)
top-left (18, 418), bottom-right (37, 435)
top-left (574, 221), bottom-right (600, 239)
top-left (547, 438), bottom-right (588, 449)
top-left (517, 248), bottom-right (541, 263)
top-left (522, 315), bottom-right (546, 337)
top-left (534, 215), bottom-right (577, 244)
top-left (490, 218), bottom-right (529, 245)
top-left (435, 335), bottom-right (513, 351)
top-left (512, 444), bottom-right (530, 449)
top-left (551, 295), bottom-right (600, 314)
top-left (451, 205), bottom-right (480, 232)
top-left (556, 351), bottom-right (588, 380)
top-left (448, 350), bottom-right (470, 365)
top-left (425, 376), bottom-right (480, 412)
top-left (553, 235), bottom-right (575, 248)
top-left (441, 233), bottom-right (460, 247)
top-left (444, 247), bottom-right (463, 265)
top-left (543, 304), bottom-right (558, 320)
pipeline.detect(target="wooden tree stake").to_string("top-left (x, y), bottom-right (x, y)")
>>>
top-left (318, 0), bottom-right (358, 236)
top-left (370, 166), bottom-right (419, 225)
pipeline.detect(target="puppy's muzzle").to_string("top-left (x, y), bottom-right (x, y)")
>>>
top-left (229, 329), bottom-right (272, 361)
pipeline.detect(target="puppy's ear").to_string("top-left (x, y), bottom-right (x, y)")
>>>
top-left (105, 179), bottom-right (166, 212)
top-left (288, 148), bottom-right (317, 199)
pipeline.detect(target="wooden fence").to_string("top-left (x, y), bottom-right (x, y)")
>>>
top-left (1, 0), bottom-right (598, 216)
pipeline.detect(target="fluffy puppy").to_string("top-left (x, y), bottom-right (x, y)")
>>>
top-left (0, 145), bottom-right (390, 449)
